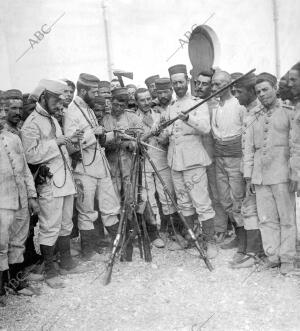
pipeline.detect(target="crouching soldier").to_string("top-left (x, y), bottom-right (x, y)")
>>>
top-left (21, 79), bottom-right (82, 288)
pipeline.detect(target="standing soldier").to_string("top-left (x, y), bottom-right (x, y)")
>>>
top-left (21, 79), bottom-right (80, 289)
top-left (231, 73), bottom-right (265, 268)
top-left (211, 70), bottom-right (246, 254)
top-left (244, 73), bottom-right (298, 275)
top-left (64, 74), bottom-right (120, 261)
top-left (194, 70), bottom-right (228, 243)
top-left (4, 89), bottom-right (23, 136)
top-left (166, 64), bottom-right (216, 257)
top-left (102, 87), bottom-right (143, 198)
top-left (0, 123), bottom-right (39, 306)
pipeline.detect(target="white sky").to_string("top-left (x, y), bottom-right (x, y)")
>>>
top-left (0, 0), bottom-right (299, 91)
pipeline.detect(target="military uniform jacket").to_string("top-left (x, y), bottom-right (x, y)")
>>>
top-left (240, 98), bottom-right (260, 174)
top-left (64, 96), bottom-right (110, 179)
top-left (165, 93), bottom-right (211, 171)
top-left (0, 130), bottom-right (36, 210)
top-left (243, 99), bottom-right (296, 185)
top-left (136, 108), bottom-right (169, 172)
top-left (21, 103), bottom-right (76, 198)
top-left (102, 111), bottom-right (143, 179)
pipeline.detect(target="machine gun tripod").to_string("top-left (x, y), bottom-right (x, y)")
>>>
top-left (103, 135), bottom-right (213, 286)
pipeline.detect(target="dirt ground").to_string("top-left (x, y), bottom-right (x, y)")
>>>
top-left (1, 241), bottom-right (300, 331)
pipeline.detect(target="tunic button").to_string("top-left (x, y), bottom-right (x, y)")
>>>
top-left (265, 120), bottom-right (269, 124)
top-left (264, 137), bottom-right (267, 140)
top-left (264, 128), bottom-right (268, 132)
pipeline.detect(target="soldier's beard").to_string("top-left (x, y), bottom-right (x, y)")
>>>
top-left (83, 94), bottom-right (95, 108)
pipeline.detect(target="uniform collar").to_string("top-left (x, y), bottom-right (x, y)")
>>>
top-left (74, 95), bottom-right (88, 108)
top-left (36, 102), bottom-right (51, 117)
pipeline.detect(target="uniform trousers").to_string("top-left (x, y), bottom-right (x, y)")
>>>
top-left (215, 157), bottom-right (245, 228)
top-left (255, 183), bottom-right (296, 263)
top-left (0, 207), bottom-right (29, 271)
top-left (74, 174), bottom-right (120, 231)
top-left (171, 167), bottom-right (215, 223)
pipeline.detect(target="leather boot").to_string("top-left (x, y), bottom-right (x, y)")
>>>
top-left (57, 235), bottom-right (89, 275)
top-left (246, 229), bottom-right (265, 257)
top-left (159, 214), bottom-right (169, 233)
top-left (106, 222), bottom-right (119, 241)
top-left (202, 218), bottom-right (218, 259)
top-left (40, 244), bottom-right (65, 289)
top-left (230, 226), bottom-right (247, 264)
top-left (80, 230), bottom-right (106, 262)
top-left (147, 223), bottom-right (164, 248)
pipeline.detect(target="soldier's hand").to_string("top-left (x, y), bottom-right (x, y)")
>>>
top-left (288, 179), bottom-right (298, 193)
top-left (93, 126), bottom-right (105, 136)
top-left (56, 136), bottom-right (69, 146)
top-left (178, 112), bottom-right (189, 121)
top-left (70, 129), bottom-right (84, 142)
top-left (28, 198), bottom-right (40, 215)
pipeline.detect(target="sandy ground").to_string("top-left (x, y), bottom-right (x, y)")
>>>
top-left (1, 242), bottom-right (300, 331)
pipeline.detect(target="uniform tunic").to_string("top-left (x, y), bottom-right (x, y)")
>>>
top-left (0, 130), bottom-right (36, 270)
top-left (244, 99), bottom-right (297, 263)
top-left (136, 108), bottom-right (176, 216)
top-left (21, 104), bottom-right (76, 246)
top-left (166, 93), bottom-right (215, 222)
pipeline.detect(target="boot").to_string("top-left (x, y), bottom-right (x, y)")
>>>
top-left (182, 215), bottom-right (195, 241)
top-left (246, 229), bottom-right (265, 257)
top-left (0, 271), bottom-right (7, 307)
top-left (147, 223), bottom-right (164, 248)
top-left (106, 222), bottom-right (119, 242)
top-left (159, 214), bottom-right (169, 234)
top-left (57, 236), bottom-right (88, 275)
top-left (80, 230), bottom-right (106, 262)
top-left (40, 244), bottom-right (65, 289)
top-left (220, 237), bottom-right (238, 249)
top-left (202, 218), bottom-right (218, 259)
top-left (230, 226), bottom-right (247, 264)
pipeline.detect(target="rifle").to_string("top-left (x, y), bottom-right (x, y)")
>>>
top-left (154, 69), bottom-right (256, 135)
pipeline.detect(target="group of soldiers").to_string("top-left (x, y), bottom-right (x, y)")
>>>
top-left (1, 60), bottom-right (300, 307)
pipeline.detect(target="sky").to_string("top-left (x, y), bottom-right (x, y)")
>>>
top-left (0, 0), bottom-right (299, 91)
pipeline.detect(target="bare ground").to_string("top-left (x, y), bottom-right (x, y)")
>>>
top-left (1, 243), bottom-right (300, 331)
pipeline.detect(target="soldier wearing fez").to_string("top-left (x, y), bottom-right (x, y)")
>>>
top-left (64, 74), bottom-right (120, 262)
top-left (165, 64), bottom-right (216, 257)
top-left (98, 80), bottom-right (112, 114)
top-left (244, 72), bottom-right (299, 275)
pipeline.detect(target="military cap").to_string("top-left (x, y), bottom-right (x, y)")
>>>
top-left (111, 87), bottom-right (129, 101)
top-left (99, 80), bottom-right (111, 88)
top-left (234, 73), bottom-right (256, 88)
top-left (0, 90), bottom-right (4, 100)
top-left (231, 72), bottom-right (243, 80)
top-left (145, 75), bottom-right (160, 86)
top-left (155, 77), bottom-right (172, 90)
top-left (31, 79), bottom-right (67, 100)
top-left (78, 73), bottom-right (100, 88)
top-left (5, 89), bottom-right (23, 100)
top-left (256, 72), bottom-right (277, 86)
top-left (94, 95), bottom-right (106, 106)
top-left (168, 64), bottom-right (187, 76)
